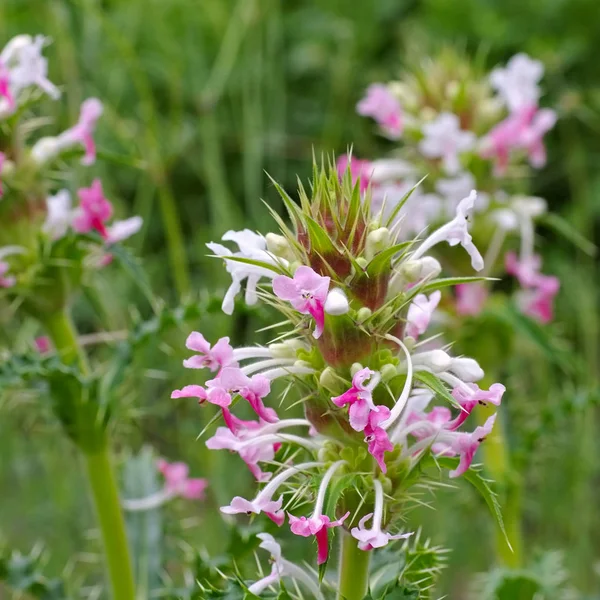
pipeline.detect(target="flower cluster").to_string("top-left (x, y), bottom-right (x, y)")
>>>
top-left (174, 164), bottom-right (506, 595)
top-left (0, 35), bottom-right (141, 311)
top-left (345, 50), bottom-right (560, 323)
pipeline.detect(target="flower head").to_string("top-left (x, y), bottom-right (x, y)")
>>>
top-left (72, 179), bottom-right (113, 238)
top-left (332, 368), bottom-right (381, 431)
top-left (273, 266), bottom-right (330, 339)
top-left (157, 458), bottom-right (208, 500)
top-left (357, 84), bottom-right (403, 138)
top-left (182, 332), bottom-right (236, 372)
top-left (418, 113), bottom-right (476, 174)
top-left (490, 53), bottom-right (544, 113)
top-left (455, 282), bottom-right (488, 316)
top-left (405, 291), bottom-right (441, 339)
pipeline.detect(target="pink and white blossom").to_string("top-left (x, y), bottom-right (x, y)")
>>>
top-left (405, 291), bottom-right (441, 339)
top-left (289, 460), bottom-right (349, 565)
top-left (351, 480), bottom-right (412, 550)
top-left (418, 113), bottom-right (476, 174)
top-left (72, 179), bottom-right (113, 239)
top-left (357, 84), bottom-right (403, 138)
top-left (456, 282), bottom-right (489, 316)
top-left (332, 368), bottom-right (381, 431)
top-left (411, 191), bottom-right (484, 271)
top-left (182, 333), bottom-right (236, 372)
top-left (273, 266), bottom-right (330, 339)
top-left (490, 53), bottom-right (544, 113)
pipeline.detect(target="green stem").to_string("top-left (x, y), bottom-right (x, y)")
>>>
top-left (42, 308), bottom-right (135, 599)
top-left (338, 533), bottom-right (370, 600)
top-left (477, 404), bottom-right (522, 567)
top-left (42, 308), bottom-right (90, 374)
top-left (83, 447), bottom-right (136, 600)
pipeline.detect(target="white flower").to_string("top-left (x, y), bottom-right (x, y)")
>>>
top-left (418, 113), bottom-right (476, 174)
top-left (412, 191), bottom-right (484, 271)
top-left (106, 217), bottom-right (143, 244)
top-left (2, 35), bottom-right (59, 100)
top-left (324, 288), bottom-right (350, 315)
top-left (207, 229), bottom-right (287, 315)
top-left (490, 53), bottom-right (544, 113)
top-left (43, 190), bottom-right (73, 240)
top-left (369, 158), bottom-right (415, 183)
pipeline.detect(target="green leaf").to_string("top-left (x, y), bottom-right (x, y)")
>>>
top-left (435, 457), bottom-right (511, 552)
top-left (211, 254), bottom-right (287, 276)
top-left (384, 176), bottom-right (427, 228)
top-left (122, 447), bottom-right (163, 597)
top-left (366, 242), bottom-right (414, 277)
top-left (413, 371), bottom-right (461, 410)
top-left (540, 213), bottom-right (596, 257)
top-left (304, 215), bottom-right (337, 254)
top-left (419, 276), bottom-right (492, 293)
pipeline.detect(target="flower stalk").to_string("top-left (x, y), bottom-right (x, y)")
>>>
top-left (337, 533), bottom-right (371, 600)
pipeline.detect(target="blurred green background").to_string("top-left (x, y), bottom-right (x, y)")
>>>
top-left (0, 0), bottom-right (599, 597)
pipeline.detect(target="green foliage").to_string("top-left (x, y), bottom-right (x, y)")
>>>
top-left (0, 545), bottom-right (71, 599)
top-left (368, 531), bottom-right (447, 599)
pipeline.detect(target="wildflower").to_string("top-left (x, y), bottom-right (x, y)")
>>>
top-left (182, 333), bottom-right (236, 371)
top-left (357, 84), bottom-right (403, 138)
top-left (43, 190), bottom-right (73, 240)
top-left (364, 409), bottom-right (394, 473)
top-left (411, 191), bottom-right (484, 271)
top-left (72, 179), bottom-right (113, 238)
top-left (34, 336), bottom-right (51, 354)
top-left (105, 217), bottom-right (143, 244)
top-left (405, 291), bottom-right (442, 339)
top-left (1, 35), bottom-right (59, 102)
top-left (490, 53), bottom-right (544, 113)
top-left (332, 368), bottom-right (381, 431)
top-left (273, 266), bottom-right (330, 339)
top-left (248, 534), bottom-right (324, 598)
top-left (0, 261), bottom-right (15, 288)
top-left (418, 113), bottom-right (476, 174)
top-left (60, 98), bottom-right (103, 165)
top-left (221, 461), bottom-right (321, 525)
top-left (436, 172), bottom-right (489, 215)
top-left (288, 461), bottom-right (350, 564)
top-left (455, 282), bottom-right (489, 316)
top-left (207, 229), bottom-right (284, 315)
top-left (122, 459), bottom-right (207, 511)
top-left (351, 480), bottom-right (412, 550)
top-left (0, 62), bottom-right (14, 112)
top-left (0, 151), bottom-right (5, 197)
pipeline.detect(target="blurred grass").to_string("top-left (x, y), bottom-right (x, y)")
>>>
top-left (0, 0), bottom-right (599, 596)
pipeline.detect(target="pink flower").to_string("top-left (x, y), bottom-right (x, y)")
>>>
top-left (0, 62), bottom-right (14, 111)
top-left (182, 332), bottom-right (236, 372)
top-left (34, 336), bottom-right (52, 354)
top-left (217, 367), bottom-right (278, 423)
top-left (455, 283), bottom-right (489, 316)
top-left (364, 407), bottom-right (394, 473)
top-left (157, 458), bottom-right (208, 500)
top-left (481, 106), bottom-right (556, 175)
top-left (170, 384), bottom-right (232, 407)
top-left (72, 179), bottom-right (113, 239)
top-left (0, 151), bottom-right (5, 198)
top-left (0, 261), bottom-right (15, 288)
top-left (206, 427), bottom-right (277, 482)
top-left (505, 252), bottom-right (560, 323)
top-left (405, 291), bottom-right (441, 339)
top-left (60, 98), bottom-right (103, 165)
top-left (517, 276), bottom-right (560, 324)
top-left (351, 480), bottom-right (412, 550)
top-left (221, 462), bottom-right (320, 527)
top-left (433, 414), bottom-right (497, 478)
top-left (289, 514), bottom-right (349, 565)
top-left (357, 84), bottom-right (403, 138)
top-left (273, 266), bottom-right (330, 339)
top-left (332, 368), bottom-right (381, 431)
top-left (336, 155), bottom-right (374, 193)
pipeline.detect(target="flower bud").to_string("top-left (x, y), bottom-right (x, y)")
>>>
top-left (319, 367), bottom-right (342, 394)
top-left (380, 363), bottom-right (398, 383)
top-left (356, 307), bottom-right (372, 323)
top-left (269, 342), bottom-right (299, 359)
top-left (366, 227), bottom-right (390, 259)
top-left (265, 232), bottom-right (295, 262)
top-left (450, 357), bottom-right (484, 382)
top-left (412, 350), bottom-right (452, 373)
top-left (30, 136), bottom-right (62, 164)
top-left (324, 288), bottom-right (349, 315)
top-left (350, 363), bottom-right (364, 377)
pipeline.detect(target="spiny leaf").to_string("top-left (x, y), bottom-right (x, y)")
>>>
top-left (384, 176), bottom-right (427, 229)
top-left (435, 457), bottom-right (511, 551)
top-left (413, 371), bottom-right (461, 410)
top-left (419, 276), bottom-right (492, 293)
top-left (367, 242), bottom-right (414, 277)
